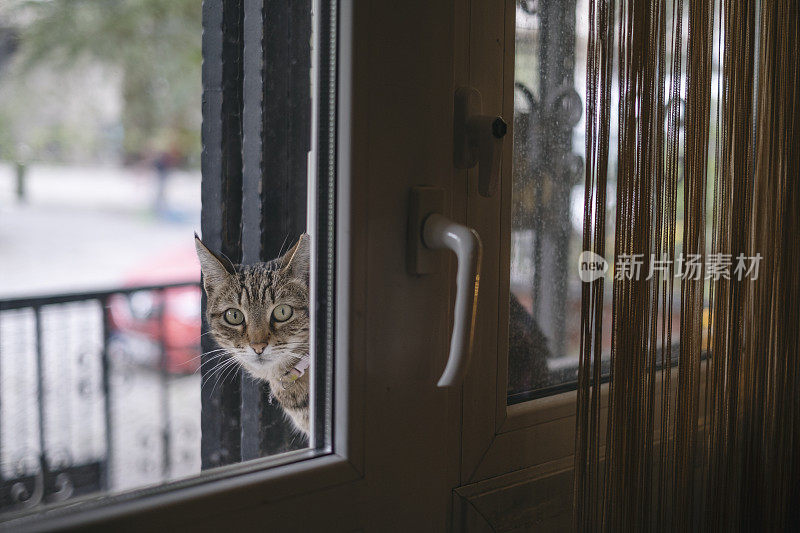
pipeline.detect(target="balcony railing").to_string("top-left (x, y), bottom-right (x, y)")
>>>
top-left (0, 282), bottom-right (202, 513)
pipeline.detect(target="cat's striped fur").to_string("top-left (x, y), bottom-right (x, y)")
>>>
top-left (194, 234), bottom-right (310, 435)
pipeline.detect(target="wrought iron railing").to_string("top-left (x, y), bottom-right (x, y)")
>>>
top-left (0, 282), bottom-right (202, 513)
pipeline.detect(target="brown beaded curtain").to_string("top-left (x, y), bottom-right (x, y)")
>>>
top-left (573, 0), bottom-right (799, 530)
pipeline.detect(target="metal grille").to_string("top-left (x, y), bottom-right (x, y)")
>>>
top-left (200, 0), bottom-right (314, 467)
top-left (0, 283), bottom-right (201, 512)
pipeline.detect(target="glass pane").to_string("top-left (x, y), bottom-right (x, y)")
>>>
top-left (509, 0), bottom-right (593, 402)
top-left (509, 0), bottom-right (707, 403)
top-left (0, 0), bottom-right (334, 519)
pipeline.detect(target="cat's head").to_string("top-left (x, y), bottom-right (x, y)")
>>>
top-left (194, 234), bottom-right (310, 381)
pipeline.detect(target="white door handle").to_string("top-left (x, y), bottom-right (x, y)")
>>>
top-left (422, 213), bottom-right (482, 388)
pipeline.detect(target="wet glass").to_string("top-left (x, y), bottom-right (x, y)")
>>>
top-left (508, 0), bottom-right (596, 402)
top-left (509, 0), bottom-right (713, 403)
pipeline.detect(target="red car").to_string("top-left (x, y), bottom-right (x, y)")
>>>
top-left (107, 244), bottom-right (202, 374)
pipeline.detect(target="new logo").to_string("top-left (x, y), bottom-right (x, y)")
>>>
top-left (578, 251), bottom-right (608, 283)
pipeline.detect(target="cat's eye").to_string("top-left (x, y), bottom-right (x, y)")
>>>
top-left (224, 308), bottom-right (245, 325)
top-left (272, 304), bottom-right (293, 322)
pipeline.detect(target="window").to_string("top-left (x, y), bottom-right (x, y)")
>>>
top-left (509, 0), bottom-right (591, 402)
top-left (0, 0), bottom-right (335, 522)
top-left (509, 0), bottom-right (698, 403)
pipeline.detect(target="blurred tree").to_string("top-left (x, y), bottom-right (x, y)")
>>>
top-left (2, 0), bottom-right (201, 165)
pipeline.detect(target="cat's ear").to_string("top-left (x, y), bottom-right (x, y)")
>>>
top-left (194, 233), bottom-right (236, 291)
top-left (280, 233), bottom-right (310, 279)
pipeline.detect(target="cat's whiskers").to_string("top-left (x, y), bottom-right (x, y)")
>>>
top-left (203, 354), bottom-right (235, 373)
top-left (201, 360), bottom-right (238, 395)
top-left (188, 354), bottom-right (231, 374)
top-left (207, 358), bottom-right (242, 396)
top-left (277, 233), bottom-right (290, 257)
top-left (200, 355), bottom-right (237, 381)
top-left (197, 352), bottom-right (229, 363)
top-left (217, 360), bottom-right (245, 394)
top-left (182, 348), bottom-right (230, 366)
top-left (190, 331), bottom-right (216, 342)
top-left (194, 353), bottom-right (234, 374)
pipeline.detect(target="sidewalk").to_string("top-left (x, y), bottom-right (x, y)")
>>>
top-left (0, 162), bottom-right (201, 298)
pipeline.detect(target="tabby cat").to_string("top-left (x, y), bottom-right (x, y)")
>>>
top-left (194, 234), bottom-right (311, 436)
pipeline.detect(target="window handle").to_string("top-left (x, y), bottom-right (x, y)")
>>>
top-left (454, 86), bottom-right (508, 197)
top-left (422, 213), bottom-right (483, 387)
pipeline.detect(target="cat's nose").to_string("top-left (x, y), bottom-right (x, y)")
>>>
top-left (250, 342), bottom-right (268, 355)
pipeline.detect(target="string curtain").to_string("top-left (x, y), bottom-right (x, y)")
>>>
top-left (573, 0), bottom-right (799, 529)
